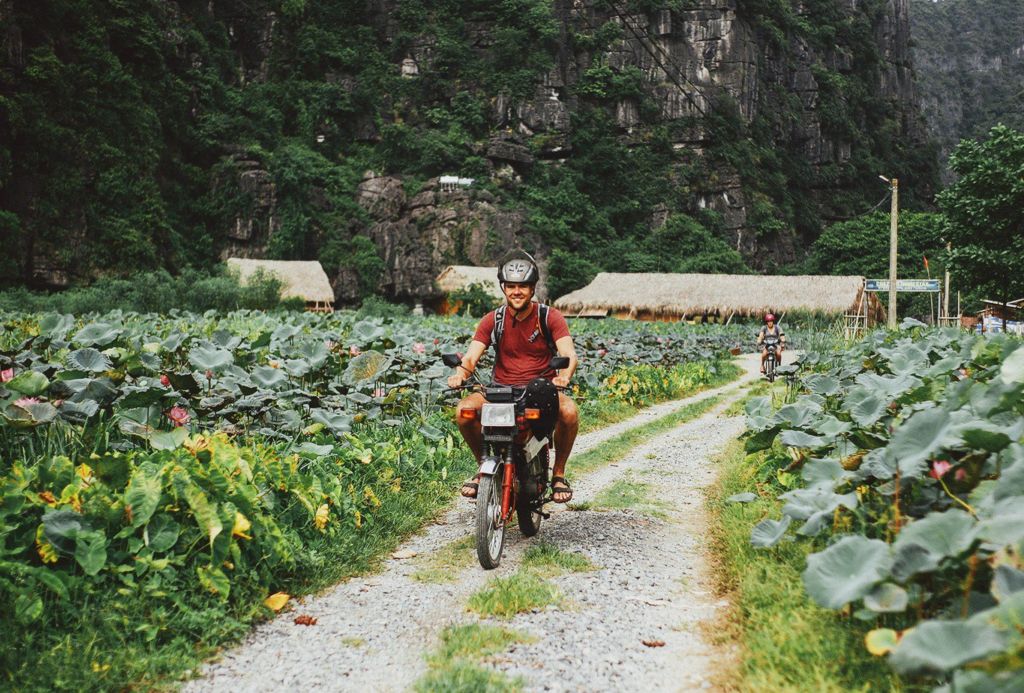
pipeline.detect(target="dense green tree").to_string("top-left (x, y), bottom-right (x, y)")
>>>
top-left (937, 124), bottom-right (1024, 316)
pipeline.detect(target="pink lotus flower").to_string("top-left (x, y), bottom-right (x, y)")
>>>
top-left (14, 397), bottom-right (40, 408)
top-left (1, 368), bottom-right (13, 383)
top-left (373, 387), bottom-right (386, 398)
top-left (349, 345), bottom-right (361, 357)
top-left (165, 406), bottom-right (190, 427)
top-left (597, 349), bottom-right (608, 357)
top-left (205, 369), bottom-right (213, 381)
top-left (954, 468), bottom-right (968, 482)
top-left (412, 342), bottom-right (426, 354)
top-left (929, 459), bottom-right (953, 480)
top-left (433, 338), bottom-right (440, 345)
top-left (160, 374), bottom-right (171, 387)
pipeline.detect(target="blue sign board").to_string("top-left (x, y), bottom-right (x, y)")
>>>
top-left (866, 279), bottom-right (940, 293)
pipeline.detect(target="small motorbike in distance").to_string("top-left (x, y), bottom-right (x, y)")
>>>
top-left (763, 334), bottom-right (780, 382)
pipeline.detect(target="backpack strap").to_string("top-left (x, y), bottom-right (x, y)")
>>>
top-left (491, 305), bottom-right (507, 368)
top-left (538, 303), bottom-right (557, 355)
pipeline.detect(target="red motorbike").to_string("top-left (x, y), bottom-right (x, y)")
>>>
top-left (443, 353), bottom-right (568, 569)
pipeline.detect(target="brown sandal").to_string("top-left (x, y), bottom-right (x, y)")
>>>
top-left (461, 474), bottom-right (482, 499)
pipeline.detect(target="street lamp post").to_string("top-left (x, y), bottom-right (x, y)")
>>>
top-left (880, 175), bottom-right (899, 329)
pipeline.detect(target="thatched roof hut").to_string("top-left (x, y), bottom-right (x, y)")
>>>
top-left (554, 273), bottom-right (885, 323)
top-left (432, 265), bottom-right (503, 314)
top-left (226, 259), bottom-right (335, 312)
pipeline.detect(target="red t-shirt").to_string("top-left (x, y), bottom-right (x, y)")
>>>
top-left (473, 303), bottom-right (571, 385)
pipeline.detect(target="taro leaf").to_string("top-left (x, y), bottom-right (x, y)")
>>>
top-left (776, 400), bottom-right (823, 428)
top-left (148, 428), bottom-right (187, 451)
top-left (349, 320), bottom-right (386, 344)
top-left (125, 463), bottom-right (163, 527)
top-left (778, 430), bottom-right (828, 449)
top-left (726, 492), bottom-right (757, 503)
top-left (893, 509), bottom-right (976, 571)
top-left (310, 409), bottom-right (353, 435)
top-left (992, 565), bottom-right (1024, 602)
top-left (72, 322), bottom-right (121, 347)
top-left (343, 350), bottom-right (391, 385)
top-left (251, 365), bottom-right (288, 389)
top-left (188, 345), bottom-right (233, 373)
top-left (14, 594), bottom-right (44, 625)
top-left (802, 536), bottom-right (892, 609)
top-left (197, 564), bottom-right (231, 598)
top-left (419, 424), bottom-right (444, 441)
top-left (934, 670), bottom-right (1024, 693)
top-left (889, 621), bottom-right (1007, 675)
top-left (6, 370), bottom-right (49, 396)
top-left (347, 391), bottom-right (373, 405)
top-left (42, 509), bottom-right (85, 553)
top-left (802, 458), bottom-right (849, 490)
top-left (38, 313), bottom-right (75, 339)
top-left (998, 345), bottom-right (1024, 385)
top-left (181, 480), bottom-right (222, 548)
top-left (804, 374), bottom-right (841, 396)
top-left (281, 359), bottom-right (311, 378)
top-left (887, 407), bottom-right (956, 478)
top-left (855, 372), bottom-right (921, 401)
top-left (67, 348), bottom-right (112, 373)
top-left (74, 530), bottom-right (107, 575)
top-left (845, 387), bottom-right (887, 427)
top-left (974, 496), bottom-right (1024, 546)
top-left (270, 323), bottom-right (301, 344)
top-left (751, 515), bottom-right (792, 548)
top-left (864, 583), bottom-right (908, 613)
top-left (294, 442), bottom-right (334, 458)
top-left (146, 514), bottom-right (180, 553)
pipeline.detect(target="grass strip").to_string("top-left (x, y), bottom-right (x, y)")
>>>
top-left (520, 542), bottom-right (596, 577)
top-left (467, 571), bottom-right (562, 619)
top-left (591, 474), bottom-right (670, 518)
top-left (415, 624), bottom-right (533, 693)
top-left (706, 440), bottom-right (901, 692)
top-left (568, 393), bottom-right (724, 478)
top-left (410, 535), bottom-right (477, 583)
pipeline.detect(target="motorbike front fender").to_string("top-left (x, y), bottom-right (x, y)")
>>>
top-left (478, 456), bottom-right (500, 476)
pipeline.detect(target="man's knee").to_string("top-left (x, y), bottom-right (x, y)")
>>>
top-left (558, 395), bottom-right (579, 428)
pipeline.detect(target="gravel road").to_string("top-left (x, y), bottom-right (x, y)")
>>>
top-left (184, 354), bottom-right (764, 692)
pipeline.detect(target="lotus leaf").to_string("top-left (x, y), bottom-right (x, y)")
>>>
top-left (37, 313), bottom-right (74, 339)
top-left (889, 621), bottom-right (1007, 675)
top-left (750, 515), bottom-right (792, 548)
top-left (148, 428), bottom-right (188, 450)
top-left (781, 487), bottom-right (857, 520)
top-left (804, 374), bottom-right (840, 396)
top-left (887, 407), bottom-right (958, 477)
top-left (270, 324), bottom-right (301, 344)
top-left (726, 492), bottom-right (757, 503)
top-left (252, 366), bottom-right (288, 389)
top-left (813, 415), bottom-right (853, 439)
top-left (974, 499), bottom-right (1024, 546)
top-left (776, 400), bottom-right (823, 428)
top-left (4, 400), bottom-right (58, 427)
top-left (57, 399), bottom-right (99, 423)
top-left (347, 392), bottom-right (373, 405)
top-left (855, 372), bottom-right (922, 400)
top-left (957, 420), bottom-right (1015, 452)
top-left (893, 509), bottom-right (977, 572)
top-left (844, 387), bottom-right (887, 427)
top-left (188, 345), bottom-right (234, 373)
top-left (349, 320), bottom-right (386, 344)
top-left (802, 458), bottom-right (849, 489)
top-left (934, 670), bottom-right (1024, 693)
top-left (802, 536), bottom-right (892, 609)
top-left (992, 565), bottom-right (1024, 602)
top-left (744, 426), bottom-right (781, 453)
top-left (858, 448), bottom-right (896, 480)
top-left (310, 409), bottom-right (353, 435)
top-left (899, 317), bottom-right (927, 330)
top-left (72, 322), bottom-right (121, 347)
top-left (778, 430), bottom-right (829, 449)
top-left (998, 345), bottom-right (1024, 385)
top-left (6, 370), bottom-right (49, 396)
top-left (67, 348), bottom-right (112, 373)
top-left (343, 350), bottom-right (391, 385)
top-left (864, 583), bottom-right (909, 613)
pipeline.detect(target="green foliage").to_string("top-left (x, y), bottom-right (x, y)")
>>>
top-left (937, 124), bottom-right (1024, 310)
top-left (447, 282), bottom-right (500, 317)
top-left (804, 211), bottom-right (946, 279)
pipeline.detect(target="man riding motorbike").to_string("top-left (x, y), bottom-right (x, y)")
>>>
top-left (446, 250), bottom-right (579, 503)
top-left (757, 313), bottom-right (785, 374)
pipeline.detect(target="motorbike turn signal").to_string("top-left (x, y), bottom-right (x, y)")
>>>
top-left (459, 408), bottom-right (478, 420)
top-left (524, 408), bottom-right (541, 420)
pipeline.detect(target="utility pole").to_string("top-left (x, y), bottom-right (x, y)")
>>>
top-left (887, 177), bottom-right (899, 329)
top-left (944, 241), bottom-right (951, 325)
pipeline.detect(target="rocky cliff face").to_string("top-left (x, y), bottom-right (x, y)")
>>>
top-left (910, 0), bottom-right (1024, 182)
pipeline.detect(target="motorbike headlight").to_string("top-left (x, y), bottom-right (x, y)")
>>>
top-left (481, 403), bottom-right (515, 427)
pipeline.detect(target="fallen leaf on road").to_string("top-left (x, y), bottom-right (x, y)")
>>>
top-left (642, 639), bottom-right (666, 647)
top-left (294, 614), bottom-right (317, 626)
top-left (263, 592), bottom-right (289, 611)
top-left (392, 549), bottom-right (417, 559)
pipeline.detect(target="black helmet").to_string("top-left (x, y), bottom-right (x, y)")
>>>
top-left (497, 249), bottom-right (540, 285)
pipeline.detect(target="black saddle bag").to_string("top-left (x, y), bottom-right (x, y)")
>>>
top-left (524, 377), bottom-right (559, 439)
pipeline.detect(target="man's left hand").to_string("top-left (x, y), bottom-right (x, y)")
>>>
top-left (552, 375), bottom-right (570, 388)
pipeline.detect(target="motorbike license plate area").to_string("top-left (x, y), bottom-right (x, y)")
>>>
top-left (481, 403), bottom-right (515, 427)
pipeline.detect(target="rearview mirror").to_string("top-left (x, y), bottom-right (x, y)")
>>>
top-left (441, 353), bottom-right (461, 368)
top-left (549, 356), bottom-right (569, 370)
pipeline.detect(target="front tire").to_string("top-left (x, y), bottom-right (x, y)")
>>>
top-left (475, 473), bottom-right (505, 569)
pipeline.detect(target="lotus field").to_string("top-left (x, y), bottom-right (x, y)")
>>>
top-left (0, 309), bottom-right (741, 687)
top-left (742, 321), bottom-right (1024, 689)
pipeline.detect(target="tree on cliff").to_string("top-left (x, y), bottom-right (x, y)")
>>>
top-left (937, 124), bottom-right (1024, 318)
